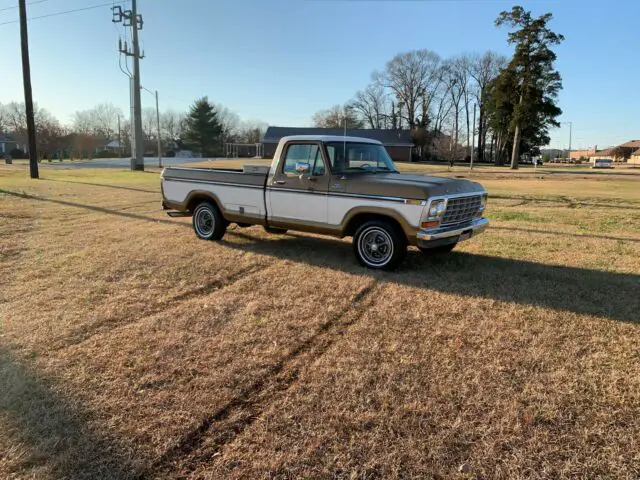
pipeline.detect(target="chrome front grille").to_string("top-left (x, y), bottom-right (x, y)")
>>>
top-left (442, 195), bottom-right (482, 226)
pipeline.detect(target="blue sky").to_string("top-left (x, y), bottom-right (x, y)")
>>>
top-left (1, 0), bottom-right (638, 149)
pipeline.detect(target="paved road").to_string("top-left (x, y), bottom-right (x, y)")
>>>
top-left (30, 158), bottom-right (640, 176)
top-left (38, 157), bottom-right (210, 169)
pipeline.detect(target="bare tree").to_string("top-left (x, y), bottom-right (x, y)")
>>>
top-left (454, 55), bottom-right (474, 159)
top-left (0, 103), bottom-right (8, 134)
top-left (313, 105), bottom-right (363, 129)
top-left (215, 104), bottom-right (241, 140)
top-left (236, 120), bottom-right (268, 144)
top-left (37, 117), bottom-right (65, 159)
top-left (431, 79), bottom-right (454, 136)
top-left (160, 110), bottom-right (185, 142)
top-left (374, 49), bottom-right (442, 129)
top-left (2, 102), bottom-right (63, 156)
top-left (441, 61), bottom-right (466, 161)
top-left (141, 107), bottom-right (156, 139)
top-left (72, 103), bottom-right (123, 140)
top-left (3, 102), bottom-right (28, 134)
top-left (351, 84), bottom-right (389, 128)
top-left (469, 51), bottom-right (508, 161)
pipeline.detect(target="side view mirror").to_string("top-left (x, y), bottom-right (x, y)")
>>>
top-left (295, 162), bottom-right (311, 174)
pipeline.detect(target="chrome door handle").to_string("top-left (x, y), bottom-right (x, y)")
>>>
top-left (273, 180), bottom-right (286, 185)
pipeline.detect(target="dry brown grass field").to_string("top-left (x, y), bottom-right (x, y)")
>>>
top-left (1, 161), bottom-right (639, 479)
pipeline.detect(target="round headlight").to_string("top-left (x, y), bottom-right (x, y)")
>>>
top-left (436, 202), bottom-right (446, 215)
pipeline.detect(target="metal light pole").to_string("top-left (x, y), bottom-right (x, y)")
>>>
top-left (561, 121), bottom-right (573, 160)
top-left (343, 105), bottom-right (347, 138)
top-left (343, 105), bottom-right (349, 162)
top-left (141, 86), bottom-right (162, 167)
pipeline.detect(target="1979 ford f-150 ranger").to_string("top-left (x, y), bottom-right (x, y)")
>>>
top-left (161, 135), bottom-right (489, 270)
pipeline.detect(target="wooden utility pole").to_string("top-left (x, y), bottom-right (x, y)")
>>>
top-left (18, 0), bottom-right (38, 179)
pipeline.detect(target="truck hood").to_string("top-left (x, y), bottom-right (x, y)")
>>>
top-left (344, 173), bottom-right (485, 200)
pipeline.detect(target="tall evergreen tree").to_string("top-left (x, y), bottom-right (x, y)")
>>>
top-left (494, 6), bottom-right (564, 169)
top-left (182, 97), bottom-right (223, 157)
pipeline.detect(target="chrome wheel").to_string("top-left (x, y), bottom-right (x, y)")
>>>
top-left (194, 206), bottom-right (215, 238)
top-left (358, 226), bottom-right (394, 267)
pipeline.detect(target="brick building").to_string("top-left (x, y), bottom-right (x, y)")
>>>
top-left (569, 148), bottom-right (597, 160)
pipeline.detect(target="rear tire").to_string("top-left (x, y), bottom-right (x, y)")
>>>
top-left (192, 201), bottom-right (227, 240)
top-left (419, 242), bottom-right (457, 255)
top-left (264, 226), bottom-right (288, 234)
top-left (353, 220), bottom-right (406, 271)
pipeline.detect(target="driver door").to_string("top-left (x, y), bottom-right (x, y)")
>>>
top-left (267, 142), bottom-right (330, 225)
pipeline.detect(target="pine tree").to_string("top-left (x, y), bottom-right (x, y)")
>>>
top-left (495, 6), bottom-right (564, 169)
top-left (182, 97), bottom-right (223, 157)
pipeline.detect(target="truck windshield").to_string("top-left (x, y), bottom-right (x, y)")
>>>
top-left (324, 142), bottom-right (398, 174)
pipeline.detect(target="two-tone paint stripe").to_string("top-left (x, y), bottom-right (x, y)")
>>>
top-left (163, 177), bottom-right (423, 204)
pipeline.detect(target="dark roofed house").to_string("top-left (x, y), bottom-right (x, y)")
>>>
top-left (262, 127), bottom-right (414, 162)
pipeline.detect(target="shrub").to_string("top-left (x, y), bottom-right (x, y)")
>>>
top-left (9, 148), bottom-right (26, 159)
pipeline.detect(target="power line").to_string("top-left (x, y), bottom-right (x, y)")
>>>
top-left (0, 0), bottom-right (53, 13)
top-left (0, 1), bottom-right (129, 26)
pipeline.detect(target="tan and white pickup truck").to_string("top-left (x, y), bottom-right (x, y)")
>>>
top-left (161, 135), bottom-right (489, 270)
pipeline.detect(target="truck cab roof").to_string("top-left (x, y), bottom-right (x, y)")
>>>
top-left (279, 135), bottom-right (383, 145)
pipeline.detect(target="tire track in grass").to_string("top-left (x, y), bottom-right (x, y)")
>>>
top-left (145, 279), bottom-right (380, 479)
top-left (52, 263), bottom-right (269, 351)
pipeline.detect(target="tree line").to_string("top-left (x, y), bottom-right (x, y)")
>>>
top-left (0, 97), bottom-right (267, 159)
top-left (312, 5), bottom-right (563, 167)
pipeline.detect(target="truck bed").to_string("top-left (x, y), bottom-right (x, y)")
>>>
top-left (161, 164), bottom-right (270, 187)
top-left (161, 164), bottom-right (270, 218)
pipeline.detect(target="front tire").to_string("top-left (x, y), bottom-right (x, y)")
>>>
top-left (419, 242), bottom-right (457, 254)
top-left (353, 220), bottom-right (406, 270)
top-left (192, 201), bottom-right (227, 240)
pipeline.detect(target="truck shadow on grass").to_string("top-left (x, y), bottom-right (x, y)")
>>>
top-left (224, 230), bottom-right (640, 325)
top-left (0, 347), bottom-right (141, 480)
top-left (2, 187), bottom-right (637, 324)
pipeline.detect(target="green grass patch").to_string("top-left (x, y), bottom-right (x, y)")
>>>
top-left (488, 210), bottom-right (545, 223)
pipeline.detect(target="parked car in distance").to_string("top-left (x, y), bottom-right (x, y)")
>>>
top-left (592, 159), bottom-right (614, 169)
top-left (161, 135), bottom-right (489, 270)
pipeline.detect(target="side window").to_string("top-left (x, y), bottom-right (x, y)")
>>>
top-left (282, 143), bottom-right (324, 176)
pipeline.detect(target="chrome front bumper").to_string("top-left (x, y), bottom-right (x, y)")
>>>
top-left (416, 217), bottom-right (489, 247)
